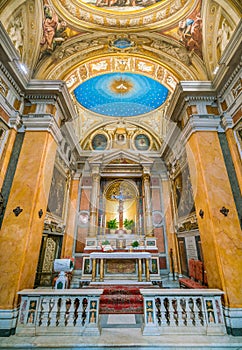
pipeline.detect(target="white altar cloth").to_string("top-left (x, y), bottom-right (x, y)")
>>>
top-left (90, 252), bottom-right (151, 259)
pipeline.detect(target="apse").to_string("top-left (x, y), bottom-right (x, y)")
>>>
top-left (74, 72), bottom-right (169, 117)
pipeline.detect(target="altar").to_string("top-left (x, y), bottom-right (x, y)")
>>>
top-left (90, 252), bottom-right (152, 282)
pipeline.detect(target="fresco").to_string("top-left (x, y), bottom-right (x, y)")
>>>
top-left (74, 72), bottom-right (168, 117)
top-left (91, 134), bottom-right (108, 150)
top-left (134, 134), bottom-right (150, 150)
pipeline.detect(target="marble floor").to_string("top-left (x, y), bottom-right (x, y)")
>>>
top-left (0, 314), bottom-right (241, 350)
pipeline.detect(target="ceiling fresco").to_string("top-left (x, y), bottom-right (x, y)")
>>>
top-left (74, 72), bottom-right (169, 117)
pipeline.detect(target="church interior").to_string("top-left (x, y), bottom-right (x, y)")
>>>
top-left (0, 0), bottom-right (241, 348)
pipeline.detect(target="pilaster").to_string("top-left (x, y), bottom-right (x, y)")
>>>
top-left (0, 117), bottom-right (59, 335)
top-left (185, 114), bottom-right (242, 308)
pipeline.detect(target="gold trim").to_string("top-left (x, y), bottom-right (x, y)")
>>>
top-left (52, 0), bottom-right (198, 32)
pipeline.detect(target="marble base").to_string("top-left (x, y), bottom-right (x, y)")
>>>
top-left (223, 306), bottom-right (242, 336)
top-left (0, 308), bottom-right (19, 336)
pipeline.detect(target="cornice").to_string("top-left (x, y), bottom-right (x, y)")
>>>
top-left (166, 81), bottom-right (216, 123)
top-left (181, 115), bottom-right (221, 144)
top-left (25, 80), bottom-right (76, 122)
top-left (21, 115), bottom-right (62, 144)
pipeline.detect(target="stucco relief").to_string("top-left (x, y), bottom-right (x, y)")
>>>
top-left (64, 57), bottom-right (178, 93)
top-left (202, 0), bottom-right (239, 78)
top-left (51, 0), bottom-right (196, 31)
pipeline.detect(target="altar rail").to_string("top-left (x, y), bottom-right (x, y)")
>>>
top-left (16, 289), bottom-right (103, 336)
top-left (16, 288), bottom-right (227, 337)
top-left (140, 289), bottom-right (226, 336)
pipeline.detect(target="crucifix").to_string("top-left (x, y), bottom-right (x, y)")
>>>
top-left (112, 190), bottom-right (125, 229)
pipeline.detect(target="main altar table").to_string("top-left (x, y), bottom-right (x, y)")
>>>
top-left (90, 252), bottom-right (151, 282)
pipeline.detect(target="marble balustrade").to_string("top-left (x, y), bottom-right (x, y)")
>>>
top-left (140, 289), bottom-right (227, 336)
top-left (15, 288), bottom-right (226, 337)
top-left (16, 289), bottom-right (103, 336)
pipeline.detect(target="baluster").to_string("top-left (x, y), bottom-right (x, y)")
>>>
top-left (186, 297), bottom-right (194, 326)
top-left (163, 297), bottom-right (170, 326)
top-left (58, 297), bottom-right (66, 327)
top-left (82, 297), bottom-right (88, 326)
top-left (75, 297), bottom-right (83, 328)
top-left (48, 298), bottom-right (55, 327)
top-left (180, 297), bottom-right (187, 326)
top-left (155, 298), bottom-right (162, 326)
top-left (193, 297), bottom-right (200, 326)
top-left (56, 298), bottom-right (62, 327)
top-left (160, 297), bottom-right (167, 326)
top-left (39, 298), bottom-right (49, 327)
top-left (195, 297), bottom-right (204, 326)
top-left (170, 298), bottom-right (177, 326)
top-left (64, 298), bottom-right (72, 326)
top-left (176, 297), bottom-right (183, 327)
top-left (73, 298), bottom-right (80, 327)
top-left (66, 297), bottom-right (75, 327)
top-left (49, 297), bottom-right (57, 327)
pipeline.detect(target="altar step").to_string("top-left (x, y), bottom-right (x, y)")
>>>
top-left (100, 314), bottom-right (142, 328)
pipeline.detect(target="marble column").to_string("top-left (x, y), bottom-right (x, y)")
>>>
top-left (143, 173), bottom-right (153, 236)
top-left (89, 169), bottom-right (100, 237)
top-left (184, 116), bottom-right (242, 322)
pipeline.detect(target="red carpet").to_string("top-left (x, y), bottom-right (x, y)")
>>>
top-left (99, 285), bottom-right (144, 314)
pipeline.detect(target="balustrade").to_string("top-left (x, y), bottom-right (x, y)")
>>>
top-left (16, 289), bottom-right (103, 336)
top-left (16, 288), bottom-right (226, 337)
top-left (140, 289), bottom-right (226, 336)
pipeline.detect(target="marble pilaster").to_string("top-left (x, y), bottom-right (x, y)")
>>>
top-left (185, 121), bottom-right (242, 310)
top-left (0, 129), bottom-right (57, 312)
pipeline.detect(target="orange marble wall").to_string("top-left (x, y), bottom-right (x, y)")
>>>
top-left (186, 131), bottom-right (242, 308)
top-left (0, 131), bottom-right (57, 309)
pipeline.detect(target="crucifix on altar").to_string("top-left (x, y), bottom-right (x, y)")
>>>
top-left (112, 190), bottom-right (126, 229)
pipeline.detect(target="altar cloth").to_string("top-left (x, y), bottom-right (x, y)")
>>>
top-left (90, 252), bottom-right (151, 259)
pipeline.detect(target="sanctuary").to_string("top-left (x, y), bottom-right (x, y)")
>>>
top-left (0, 0), bottom-right (242, 348)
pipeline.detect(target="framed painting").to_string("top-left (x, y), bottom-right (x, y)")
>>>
top-left (82, 257), bottom-right (91, 276)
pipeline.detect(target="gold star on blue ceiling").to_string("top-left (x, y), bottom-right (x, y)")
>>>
top-left (74, 72), bottom-right (169, 117)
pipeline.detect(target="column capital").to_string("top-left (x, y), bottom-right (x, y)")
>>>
top-left (220, 114), bottom-right (233, 131)
top-left (182, 115), bottom-right (221, 143)
top-left (143, 173), bottom-right (150, 182)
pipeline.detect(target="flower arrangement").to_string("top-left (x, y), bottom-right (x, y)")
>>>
top-left (124, 218), bottom-right (134, 230)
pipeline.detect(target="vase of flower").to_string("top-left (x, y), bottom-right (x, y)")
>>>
top-left (107, 218), bottom-right (118, 234)
top-left (124, 218), bottom-right (135, 234)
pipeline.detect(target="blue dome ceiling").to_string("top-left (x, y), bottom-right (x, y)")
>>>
top-left (74, 72), bottom-right (169, 117)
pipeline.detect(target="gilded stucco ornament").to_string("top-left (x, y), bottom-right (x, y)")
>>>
top-left (51, 0), bottom-right (198, 31)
